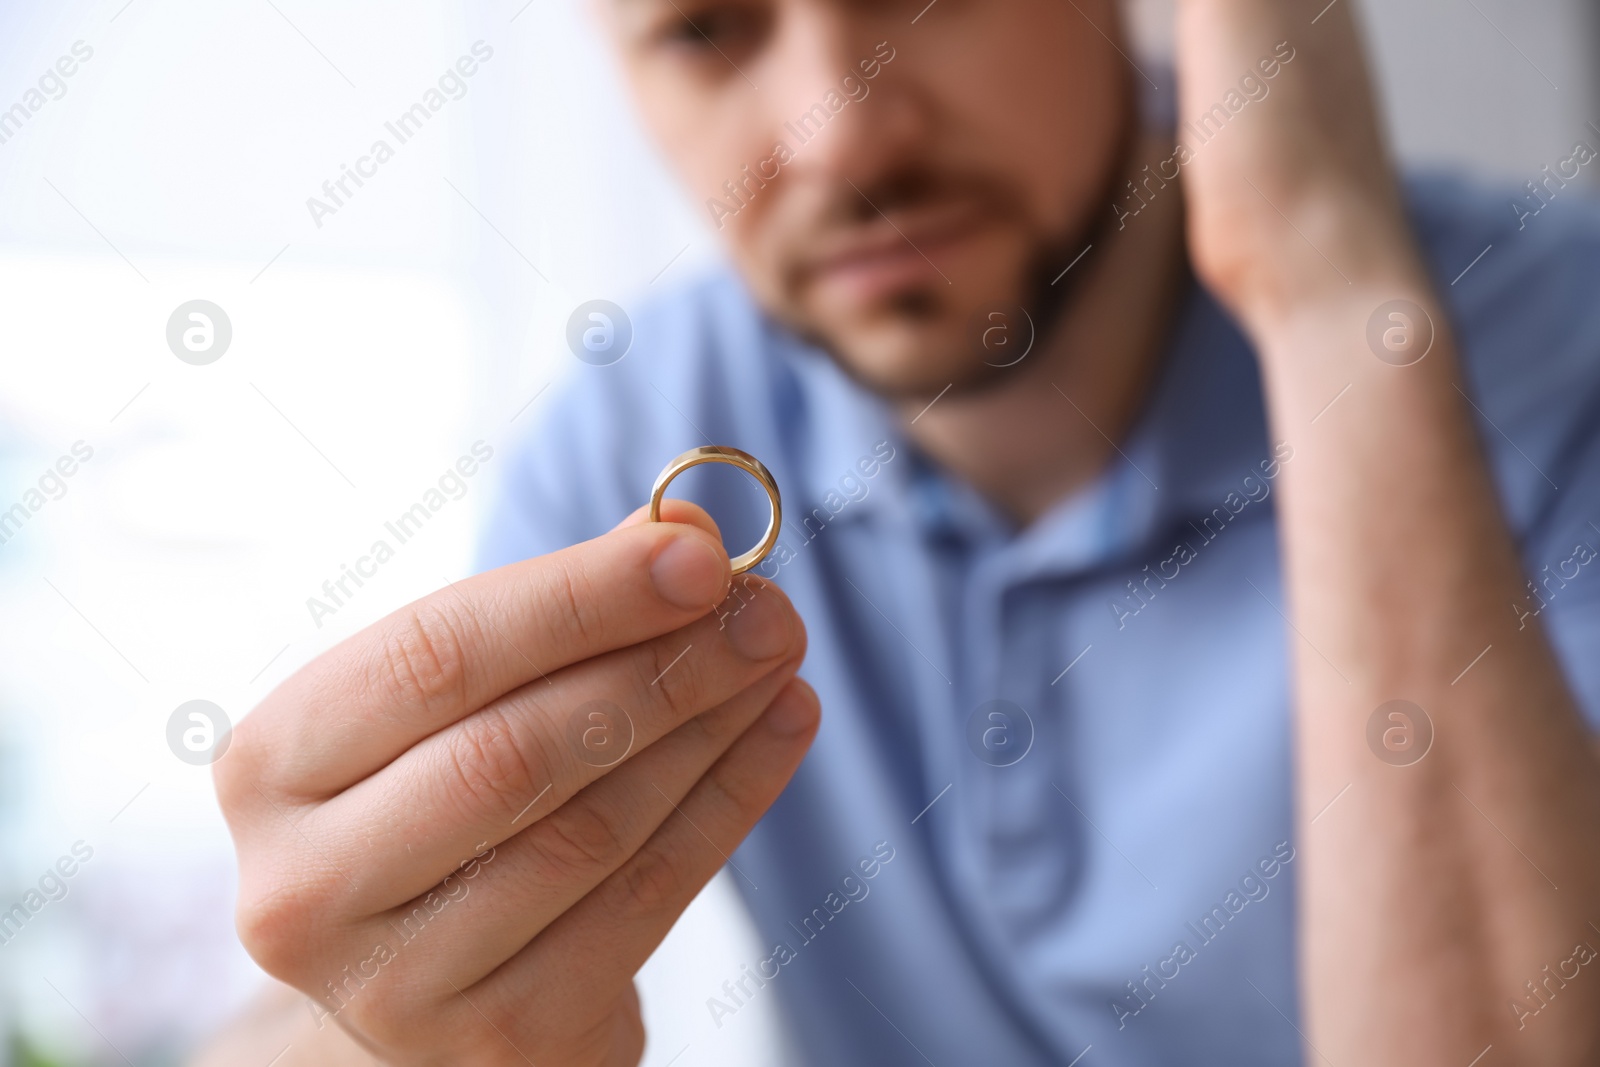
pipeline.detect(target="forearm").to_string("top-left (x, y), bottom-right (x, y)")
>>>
top-left (1252, 263), bottom-right (1600, 1063)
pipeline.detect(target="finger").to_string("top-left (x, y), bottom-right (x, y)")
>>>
top-left (610, 497), bottom-right (721, 537)
top-left (230, 500), bottom-right (732, 800)
top-left (257, 653), bottom-right (799, 1022)
top-left (352, 654), bottom-right (805, 992)
top-left (457, 679), bottom-right (819, 1028)
top-left (303, 572), bottom-right (804, 909)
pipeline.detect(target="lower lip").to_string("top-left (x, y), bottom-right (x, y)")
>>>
top-left (809, 220), bottom-right (984, 307)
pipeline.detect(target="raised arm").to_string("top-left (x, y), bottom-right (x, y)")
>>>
top-left (1175, 0), bottom-right (1600, 1061)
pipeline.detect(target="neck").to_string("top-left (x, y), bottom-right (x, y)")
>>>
top-left (893, 129), bottom-right (1190, 527)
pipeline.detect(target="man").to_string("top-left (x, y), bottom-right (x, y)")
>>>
top-left (205, 0), bottom-right (1600, 1063)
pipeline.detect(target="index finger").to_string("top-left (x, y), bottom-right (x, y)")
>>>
top-left (237, 500), bottom-right (734, 799)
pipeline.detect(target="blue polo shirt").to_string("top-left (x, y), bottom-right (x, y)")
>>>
top-left (477, 174), bottom-right (1600, 1065)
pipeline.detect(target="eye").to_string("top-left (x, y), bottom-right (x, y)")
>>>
top-left (656, 6), bottom-right (762, 55)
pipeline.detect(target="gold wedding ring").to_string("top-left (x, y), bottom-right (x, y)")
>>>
top-left (649, 446), bottom-right (782, 576)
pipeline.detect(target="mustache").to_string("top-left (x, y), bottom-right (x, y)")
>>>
top-left (772, 156), bottom-right (1126, 402)
top-left (775, 166), bottom-right (1023, 285)
top-left (814, 166), bottom-right (1018, 229)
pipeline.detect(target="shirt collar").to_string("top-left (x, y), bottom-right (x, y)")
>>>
top-left (767, 279), bottom-right (1271, 577)
top-left (770, 324), bottom-right (910, 527)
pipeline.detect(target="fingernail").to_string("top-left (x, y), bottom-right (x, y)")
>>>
top-left (763, 681), bottom-right (816, 736)
top-left (724, 585), bottom-right (795, 661)
top-left (650, 534), bottom-right (728, 611)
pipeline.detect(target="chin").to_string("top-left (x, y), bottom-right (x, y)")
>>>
top-left (816, 305), bottom-right (999, 400)
top-left (799, 241), bottom-right (1052, 398)
top-left (809, 281), bottom-right (1037, 400)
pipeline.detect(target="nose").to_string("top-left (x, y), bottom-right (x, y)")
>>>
top-left (761, 12), bottom-right (928, 193)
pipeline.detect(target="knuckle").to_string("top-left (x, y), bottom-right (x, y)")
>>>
top-left (682, 700), bottom-right (748, 749)
top-left (681, 710), bottom-right (742, 751)
top-left (211, 722), bottom-right (258, 812)
top-left (375, 602), bottom-right (473, 722)
top-left (546, 556), bottom-right (605, 649)
top-left (234, 874), bottom-right (332, 983)
top-left (615, 837), bottom-right (692, 914)
top-left (339, 983), bottom-right (427, 1046)
top-left (536, 796), bottom-right (633, 878)
top-left (214, 706), bottom-right (296, 810)
top-left (443, 705), bottom-right (549, 821)
top-left (641, 638), bottom-right (702, 722)
top-left (697, 761), bottom-right (766, 829)
top-left (612, 1003), bottom-right (646, 1067)
top-left (434, 999), bottom-right (539, 1064)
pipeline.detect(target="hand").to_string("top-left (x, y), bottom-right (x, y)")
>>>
top-left (1171, 0), bottom-right (1423, 335)
top-left (215, 501), bottom-right (815, 1066)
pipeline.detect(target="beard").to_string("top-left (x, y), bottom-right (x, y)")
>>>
top-left (769, 121), bottom-right (1138, 404)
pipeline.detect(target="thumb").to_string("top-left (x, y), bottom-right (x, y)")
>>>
top-left (611, 497), bottom-right (726, 546)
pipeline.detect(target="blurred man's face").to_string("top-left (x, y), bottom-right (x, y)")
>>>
top-left (606, 0), bottom-right (1132, 399)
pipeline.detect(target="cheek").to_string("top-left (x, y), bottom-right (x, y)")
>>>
top-left (636, 81), bottom-right (785, 269)
top-left (931, 9), bottom-right (1127, 228)
top-left (635, 74), bottom-right (762, 197)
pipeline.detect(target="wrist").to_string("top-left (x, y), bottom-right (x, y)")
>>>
top-left (1252, 289), bottom-right (1470, 448)
top-left (1217, 187), bottom-right (1434, 357)
top-left (1236, 245), bottom-right (1460, 429)
top-left (1250, 273), bottom-right (1442, 365)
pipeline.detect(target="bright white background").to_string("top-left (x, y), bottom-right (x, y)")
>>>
top-left (0, 1), bottom-right (1592, 1064)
